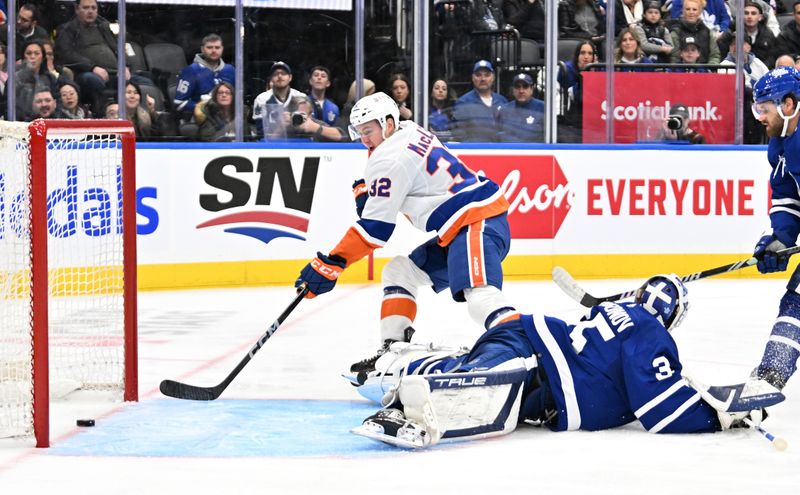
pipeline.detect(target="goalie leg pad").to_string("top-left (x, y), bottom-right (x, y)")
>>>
top-left (398, 358), bottom-right (531, 444)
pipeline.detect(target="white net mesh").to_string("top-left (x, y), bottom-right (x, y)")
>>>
top-left (0, 123), bottom-right (34, 438)
top-left (0, 123), bottom-right (129, 439)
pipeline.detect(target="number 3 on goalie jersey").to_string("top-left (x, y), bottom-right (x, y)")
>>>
top-left (426, 148), bottom-right (478, 194)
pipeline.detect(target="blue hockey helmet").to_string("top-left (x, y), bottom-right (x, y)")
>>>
top-left (635, 274), bottom-right (689, 331)
top-left (753, 66), bottom-right (800, 106)
top-left (752, 66), bottom-right (800, 136)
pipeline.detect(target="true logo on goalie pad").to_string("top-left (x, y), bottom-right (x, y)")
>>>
top-left (431, 376), bottom-right (488, 388)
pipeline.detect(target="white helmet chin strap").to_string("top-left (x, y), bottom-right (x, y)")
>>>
top-left (779, 101), bottom-right (800, 137)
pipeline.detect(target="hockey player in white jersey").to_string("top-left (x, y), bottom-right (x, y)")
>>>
top-left (350, 275), bottom-right (771, 449)
top-left (294, 92), bottom-right (518, 373)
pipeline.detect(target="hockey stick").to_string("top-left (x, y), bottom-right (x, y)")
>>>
top-left (744, 417), bottom-right (789, 452)
top-left (160, 284), bottom-right (309, 401)
top-left (552, 245), bottom-right (800, 307)
top-left (685, 374), bottom-right (788, 451)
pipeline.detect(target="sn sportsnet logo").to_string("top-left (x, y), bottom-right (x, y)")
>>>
top-left (197, 155), bottom-right (319, 245)
top-left (459, 155), bottom-right (573, 239)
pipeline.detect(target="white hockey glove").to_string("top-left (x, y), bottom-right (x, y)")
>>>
top-left (717, 409), bottom-right (767, 431)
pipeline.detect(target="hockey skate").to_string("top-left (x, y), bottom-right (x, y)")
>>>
top-left (349, 327), bottom-right (416, 378)
top-left (350, 408), bottom-right (432, 449)
top-left (353, 341), bottom-right (469, 404)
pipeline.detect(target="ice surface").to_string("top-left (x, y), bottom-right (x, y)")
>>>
top-left (1, 279), bottom-right (798, 494)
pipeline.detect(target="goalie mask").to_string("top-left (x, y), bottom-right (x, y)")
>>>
top-left (635, 274), bottom-right (689, 331)
top-left (348, 92), bottom-right (400, 141)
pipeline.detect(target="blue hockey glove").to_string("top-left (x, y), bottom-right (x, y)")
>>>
top-left (754, 230), bottom-right (794, 273)
top-left (295, 252), bottom-right (347, 298)
top-left (352, 178), bottom-right (368, 218)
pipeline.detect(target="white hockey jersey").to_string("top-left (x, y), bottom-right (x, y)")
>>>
top-left (331, 121), bottom-right (508, 265)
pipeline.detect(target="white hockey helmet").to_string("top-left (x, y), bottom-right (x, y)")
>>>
top-left (348, 92), bottom-right (400, 141)
top-left (634, 273), bottom-right (689, 331)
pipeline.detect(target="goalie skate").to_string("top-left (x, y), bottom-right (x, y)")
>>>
top-left (354, 342), bottom-right (468, 404)
top-left (350, 408), bottom-right (431, 449)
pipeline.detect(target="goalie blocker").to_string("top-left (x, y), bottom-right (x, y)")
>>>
top-left (352, 275), bottom-right (775, 449)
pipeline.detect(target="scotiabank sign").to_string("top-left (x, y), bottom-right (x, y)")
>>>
top-left (459, 155), bottom-right (572, 239)
top-left (582, 72), bottom-right (735, 144)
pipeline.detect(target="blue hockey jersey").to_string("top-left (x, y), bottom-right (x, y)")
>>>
top-left (766, 132), bottom-right (800, 245)
top-left (521, 302), bottom-right (720, 433)
top-left (174, 54), bottom-right (236, 116)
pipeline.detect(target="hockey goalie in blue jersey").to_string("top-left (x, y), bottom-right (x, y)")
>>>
top-left (352, 275), bottom-right (766, 448)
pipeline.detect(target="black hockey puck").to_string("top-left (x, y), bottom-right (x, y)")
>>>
top-left (76, 419), bottom-right (95, 427)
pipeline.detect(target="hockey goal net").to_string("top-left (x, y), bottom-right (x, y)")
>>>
top-left (0, 120), bottom-right (137, 448)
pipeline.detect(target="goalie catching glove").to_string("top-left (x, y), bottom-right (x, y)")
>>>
top-left (754, 229), bottom-right (795, 273)
top-left (295, 252), bottom-right (346, 298)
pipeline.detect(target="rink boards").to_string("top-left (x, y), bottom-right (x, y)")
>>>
top-left (48, 142), bottom-right (790, 289)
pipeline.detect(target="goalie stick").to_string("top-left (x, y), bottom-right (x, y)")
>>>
top-left (160, 285), bottom-right (309, 401)
top-left (552, 245), bottom-right (800, 307)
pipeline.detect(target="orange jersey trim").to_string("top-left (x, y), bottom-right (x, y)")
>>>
top-left (380, 296), bottom-right (418, 321)
top-left (437, 195), bottom-right (509, 247)
top-left (331, 227), bottom-right (380, 266)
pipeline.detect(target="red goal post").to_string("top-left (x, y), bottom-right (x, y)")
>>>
top-left (0, 119), bottom-right (138, 448)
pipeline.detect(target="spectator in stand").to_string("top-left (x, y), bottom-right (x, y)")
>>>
top-left (503, 0), bottom-right (546, 43)
top-left (252, 61), bottom-right (305, 139)
top-left (307, 65), bottom-right (339, 126)
top-left (452, 60), bottom-right (508, 142)
top-left (496, 73), bottom-right (545, 142)
top-left (15, 40), bottom-right (63, 120)
top-left (660, 103), bottom-right (705, 143)
top-left (55, 0), bottom-right (152, 116)
top-left (388, 72), bottom-right (413, 121)
top-left (670, 38), bottom-right (713, 71)
top-left (41, 40), bottom-right (73, 82)
top-left (428, 77), bottom-right (457, 141)
top-left (773, 54), bottom-right (794, 68)
top-left (719, 38), bottom-right (768, 144)
top-left (124, 81), bottom-right (159, 140)
top-left (0, 3), bottom-right (51, 61)
top-left (195, 81), bottom-right (250, 142)
top-left (633, 1), bottom-right (674, 63)
top-left (0, 43), bottom-right (7, 118)
top-left (558, 40), bottom-right (597, 143)
top-left (615, 27), bottom-right (655, 68)
top-left (28, 86), bottom-right (57, 120)
top-left (174, 33), bottom-right (235, 123)
top-left (727, 0), bottom-right (780, 37)
top-left (54, 79), bottom-right (91, 119)
top-left (670, 0), bottom-right (731, 39)
top-left (776, 1), bottom-right (800, 58)
top-left (284, 95), bottom-right (347, 142)
top-left (103, 99), bottom-right (118, 119)
top-left (718, 1), bottom-right (777, 69)
top-left (614, 0), bottom-right (645, 36)
top-left (558, 0), bottom-right (605, 43)
top-left (338, 78), bottom-right (375, 131)
top-left (719, 38), bottom-right (769, 88)
top-left (670, 0), bottom-right (721, 64)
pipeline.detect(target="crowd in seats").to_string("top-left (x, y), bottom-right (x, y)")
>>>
top-left (0, 0), bottom-right (798, 144)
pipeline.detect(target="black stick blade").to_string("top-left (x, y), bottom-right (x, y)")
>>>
top-left (160, 379), bottom-right (221, 401)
